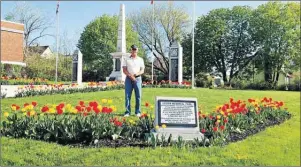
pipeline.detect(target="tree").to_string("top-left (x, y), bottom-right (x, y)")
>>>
top-left (183, 6), bottom-right (260, 84)
top-left (77, 15), bottom-right (143, 81)
top-left (130, 3), bottom-right (190, 76)
top-left (250, 2), bottom-right (300, 85)
top-left (5, 2), bottom-right (53, 49)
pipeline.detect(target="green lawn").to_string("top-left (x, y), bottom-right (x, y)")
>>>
top-left (1, 88), bottom-right (300, 166)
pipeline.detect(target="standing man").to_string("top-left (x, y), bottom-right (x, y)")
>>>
top-left (122, 45), bottom-right (145, 117)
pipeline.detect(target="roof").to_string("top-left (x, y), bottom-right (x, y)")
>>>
top-left (27, 46), bottom-right (50, 55)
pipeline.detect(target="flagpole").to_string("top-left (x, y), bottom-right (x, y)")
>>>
top-left (151, 1), bottom-right (154, 84)
top-left (55, 1), bottom-right (59, 83)
top-left (191, 1), bottom-right (195, 89)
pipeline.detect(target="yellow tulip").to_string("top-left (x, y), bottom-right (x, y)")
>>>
top-left (49, 108), bottom-right (55, 114)
top-left (66, 104), bottom-right (72, 109)
top-left (28, 105), bottom-right (34, 110)
top-left (11, 106), bottom-right (17, 111)
top-left (4, 112), bottom-right (9, 117)
top-left (97, 105), bottom-right (103, 111)
top-left (21, 108), bottom-right (26, 112)
top-left (30, 110), bottom-right (36, 116)
top-left (129, 119), bottom-right (135, 125)
top-left (71, 108), bottom-right (78, 114)
top-left (108, 99), bottom-right (113, 104)
top-left (162, 124), bottom-right (167, 128)
top-left (155, 125), bottom-right (160, 130)
top-left (101, 99), bottom-right (108, 104)
top-left (150, 105), bottom-right (154, 109)
top-left (23, 112), bottom-right (27, 116)
top-left (216, 115), bottom-right (221, 119)
top-left (217, 120), bottom-right (221, 123)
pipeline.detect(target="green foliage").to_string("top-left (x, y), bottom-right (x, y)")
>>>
top-left (183, 6), bottom-right (257, 83)
top-left (24, 54), bottom-right (72, 82)
top-left (251, 2), bottom-right (300, 83)
top-left (182, 2), bottom-right (300, 85)
top-left (1, 64), bottom-right (24, 78)
top-left (77, 15), bottom-right (143, 81)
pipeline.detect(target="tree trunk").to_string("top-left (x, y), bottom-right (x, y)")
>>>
top-left (274, 71), bottom-right (280, 86)
top-left (264, 54), bottom-right (272, 83)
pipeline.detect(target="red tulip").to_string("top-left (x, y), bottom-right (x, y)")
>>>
top-left (12, 104), bottom-right (20, 110)
top-left (41, 106), bottom-right (49, 113)
top-left (32, 101), bottom-right (37, 107)
top-left (213, 127), bottom-right (218, 132)
top-left (114, 121), bottom-right (123, 127)
top-left (220, 125), bottom-right (225, 131)
top-left (145, 102), bottom-right (149, 107)
top-left (75, 106), bottom-right (82, 112)
top-left (79, 101), bottom-right (85, 106)
top-left (224, 119), bottom-right (228, 123)
top-left (24, 103), bottom-right (29, 107)
top-left (86, 106), bottom-right (92, 112)
top-left (93, 107), bottom-right (100, 114)
top-left (58, 103), bottom-right (65, 108)
top-left (201, 129), bottom-right (206, 133)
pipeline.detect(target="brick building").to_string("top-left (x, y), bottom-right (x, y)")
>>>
top-left (1, 20), bottom-right (26, 66)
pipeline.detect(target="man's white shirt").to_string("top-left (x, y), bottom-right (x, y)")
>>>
top-left (122, 55), bottom-right (145, 75)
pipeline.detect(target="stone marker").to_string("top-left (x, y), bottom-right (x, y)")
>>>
top-left (72, 49), bottom-right (83, 85)
top-left (107, 4), bottom-right (130, 82)
top-left (169, 41), bottom-right (183, 84)
top-left (153, 96), bottom-right (204, 141)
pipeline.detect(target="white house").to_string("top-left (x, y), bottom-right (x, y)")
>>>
top-left (27, 45), bottom-right (53, 58)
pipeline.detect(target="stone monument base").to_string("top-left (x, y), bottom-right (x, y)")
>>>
top-left (107, 71), bottom-right (124, 81)
top-left (152, 127), bottom-right (204, 141)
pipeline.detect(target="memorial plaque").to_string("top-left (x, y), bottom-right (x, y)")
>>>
top-left (158, 100), bottom-right (197, 127)
top-left (154, 96), bottom-right (204, 141)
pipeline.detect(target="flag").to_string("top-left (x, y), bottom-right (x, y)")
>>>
top-left (151, 0), bottom-right (154, 5)
top-left (56, 1), bottom-right (60, 14)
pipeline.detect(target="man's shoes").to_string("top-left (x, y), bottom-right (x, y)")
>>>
top-left (136, 113), bottom-right (141, 117)
top-left (124, 113), bottom-right (130, 117)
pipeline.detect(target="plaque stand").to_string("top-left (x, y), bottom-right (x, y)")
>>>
top-left (153, 96), bottom-right (204, 141)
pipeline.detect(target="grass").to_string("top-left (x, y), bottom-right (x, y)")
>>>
top-left (1, 88), bottom-right (300, 166)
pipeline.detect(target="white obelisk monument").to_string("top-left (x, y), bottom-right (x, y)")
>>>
top-left (107, 4), bottom-right (130, 82)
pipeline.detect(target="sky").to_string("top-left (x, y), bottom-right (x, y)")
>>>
top-left (1, 1), bottom-right (269, 52)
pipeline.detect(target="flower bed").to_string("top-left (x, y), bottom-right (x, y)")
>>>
top-left (14, 81), bottom-right (124, 98)
top-left (1, 97), bottom-right (290, 148)
top-left (142, 80), bottom-right (191, 89)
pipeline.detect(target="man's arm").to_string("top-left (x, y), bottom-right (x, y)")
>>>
top-left (123, 67), bottom-right (135, 80)
top-left (135, 67), bottom-right (145, 76)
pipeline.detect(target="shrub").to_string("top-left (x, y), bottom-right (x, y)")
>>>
top-left (1, 64), bottom-right (24, 78)
top-left (195, 73), bottom-right (213, 88)
top-left (24, 54), bottom-right (72, 82)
